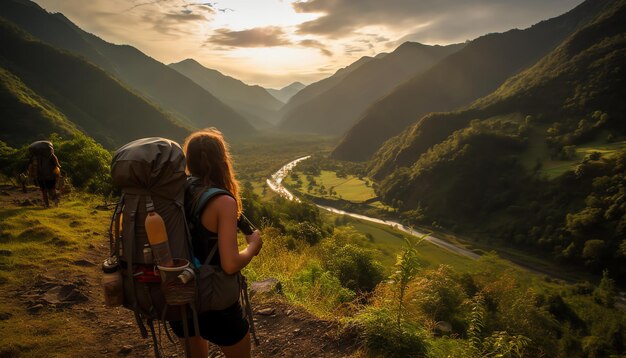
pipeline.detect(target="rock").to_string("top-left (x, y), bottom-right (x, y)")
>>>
top-left (0, 250), bottom-right (12, 257)
top-left (257, 307), bottom-right (276, 316)
top-left (27, 304), bottom-right (44, 313)
top-left (250, 278), bottom-right (282, 296)
top-left (293, 328), bottom-right (301, 334)
top-left (285, 309), bottom-right (294, 316)
top-left (118, 345), bottom-right (133, 356)
top-left (42, 284), bottom-right (88, 305)
top-left (72, 259), bottom-right (95, 267)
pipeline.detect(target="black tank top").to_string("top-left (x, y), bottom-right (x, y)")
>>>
top-left (185, 178), bottom-right (226, 266)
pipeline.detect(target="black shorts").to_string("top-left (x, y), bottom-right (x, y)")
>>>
top-left (169, 302), bottom-right (249, 346)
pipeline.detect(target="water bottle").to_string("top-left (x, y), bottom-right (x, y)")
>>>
top-left (145, 211), bottom-right (174, 267)
top-left (102, 257), bottom-right (123, 307)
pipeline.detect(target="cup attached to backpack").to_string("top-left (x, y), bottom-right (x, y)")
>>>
top-left (157, 258), bottom-right (196, 306)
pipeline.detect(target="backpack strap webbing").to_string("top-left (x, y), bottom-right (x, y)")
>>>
top-left (147, 319), bottom-right (162, 358)
top-left (241, 275), bottom-right (259, 346)
top-left (125, 194), bottom-right (148, 339)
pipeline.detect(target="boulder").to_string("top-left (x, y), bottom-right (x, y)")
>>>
top-left (250, 278), bottom-right (282, 296)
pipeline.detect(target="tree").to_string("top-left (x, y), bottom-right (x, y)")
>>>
top-left (593, 270), bottom-right (617, 307)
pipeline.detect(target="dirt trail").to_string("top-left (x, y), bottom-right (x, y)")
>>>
top-left (0, 185), bottom-right (359, 357)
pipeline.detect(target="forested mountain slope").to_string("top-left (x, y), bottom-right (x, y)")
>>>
top-left (170, 59), bottom-right (284, 129)
top-left (371, 0), bottom-right (626, 281)
top-left (278, 42), bottom-right (463, 136)
top-left (332, 0), bottom-right (613, 161)
top-left (278, 56), bottom-right (373, 122)
top-left (0, 19), bottom-right (189, 149)
top-left (0, 0), bottom-right (254, 137)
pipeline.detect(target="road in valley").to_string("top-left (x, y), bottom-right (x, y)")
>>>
top-left (266, 156), bottom-right (479, 260)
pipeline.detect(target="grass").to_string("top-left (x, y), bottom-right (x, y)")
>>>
top-left (0, 189), bottom-right (111, 357)
top-left (323, 212), bottom-right (474, 273)
top-left (538, 140), bottom-right (626, 179)
top-left (520, 124), bottom-right (626, 179)
top-left (284, 170), bottom-right (378, 202)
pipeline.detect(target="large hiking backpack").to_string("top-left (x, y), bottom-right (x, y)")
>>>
top-left (108, 137), bottom-right (257, 357)
top-left (28, 141), bottom-right (56, 181)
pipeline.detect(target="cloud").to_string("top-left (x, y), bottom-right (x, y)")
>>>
top-left (208, 26), bottom-right (292, 47)
top-left (299, 39), bottom-right (333, 56)
top-left (144, 10), bottom-right (212, 38)
top-left (292, 0), bottom-right (583, 44)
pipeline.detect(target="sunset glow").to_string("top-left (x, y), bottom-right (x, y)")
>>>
top-left (33, 0), bottom-right (583, 88)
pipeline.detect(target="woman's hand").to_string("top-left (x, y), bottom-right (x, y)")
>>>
top-left (245, 230), bottom-right (263, 256)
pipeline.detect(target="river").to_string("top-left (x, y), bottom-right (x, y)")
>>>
top-left (266, 156), bottom-right (479, 260)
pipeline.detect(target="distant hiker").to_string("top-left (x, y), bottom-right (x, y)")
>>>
top-left (171, 128), bottom-right (263, 358)
top-left (28, 141), bottom-right (61, 208)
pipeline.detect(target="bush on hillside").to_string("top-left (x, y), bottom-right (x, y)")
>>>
top-left (0, 135), bottom-right (112, 195)
top-left (323, 243), bottom-right (383, 293)
top-left (49, 134), bottom-right (112, 195)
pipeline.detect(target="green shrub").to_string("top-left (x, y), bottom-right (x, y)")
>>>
top-left (350, 306), bottom-right (429, 358)
top-left (50, 134), bottom-right (112, 195)
top-left (323, 243), bottom-right (384, 293)
top-left (287, 221), bottom-right (323, 245)
top-left (288, 262), bottom-right (354, 312)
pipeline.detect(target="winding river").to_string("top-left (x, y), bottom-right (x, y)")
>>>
top-left (267, 156), bottom-right (479, 260)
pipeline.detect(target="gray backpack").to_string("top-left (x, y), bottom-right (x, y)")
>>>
top-left (108, 138), bottom-right (256, 357)
top-left (28, 141), bottom-right (56, 181)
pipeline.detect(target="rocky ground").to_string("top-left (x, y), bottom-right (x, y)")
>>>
top-left (0, 185), bottom-right (360, 357)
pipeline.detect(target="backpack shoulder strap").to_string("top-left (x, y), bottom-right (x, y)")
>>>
top-left (191, 188), bottom-right (233, 222)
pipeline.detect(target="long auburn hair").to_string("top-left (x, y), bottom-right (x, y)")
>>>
top-left (183, 128), bottom-right (242, 215)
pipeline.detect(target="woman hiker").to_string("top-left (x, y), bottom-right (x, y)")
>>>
top-left (169, 128), bottom-right (263, 358)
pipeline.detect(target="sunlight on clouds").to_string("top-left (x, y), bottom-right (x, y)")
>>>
top-left (34, 0), bottom-right (584, 88)
top-left (211, 0), bottom-right (320, 30)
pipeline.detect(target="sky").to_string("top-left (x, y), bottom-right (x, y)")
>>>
top-left (33, 0), bottom-right (583, 89)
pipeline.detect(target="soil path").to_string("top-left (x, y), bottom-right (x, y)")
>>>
top-left (0, 185), bottom-right (359, 357)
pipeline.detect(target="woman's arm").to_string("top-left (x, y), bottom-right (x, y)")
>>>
top-left (200, 195), bottom-right (262, 274)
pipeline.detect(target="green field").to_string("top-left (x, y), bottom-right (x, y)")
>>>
top-left (322, 212), bottom-right (474, 272)
top-left (539, 140), bottom-right (626, 178)
top-left (521, 125), bottom-right (626, 179)
top-left (284, 170), bottom-right (378, 202)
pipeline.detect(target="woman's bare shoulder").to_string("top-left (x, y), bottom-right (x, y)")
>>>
top-left (206, 194), bottom-right (237, 212)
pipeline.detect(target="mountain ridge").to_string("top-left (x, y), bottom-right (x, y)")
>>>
top-left (0, 17), bottom-right (189, 149)
top-left (332, 0), bottom-right (613, 161)
top-left (278, 41), bottom-right (464, 136)
top-left (0, 0), bottom-right (255, 137)
top-left (169, 58), bottom-right (284, 129)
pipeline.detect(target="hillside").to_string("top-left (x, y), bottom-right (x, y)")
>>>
top-left (371, 0), bottom-right (626, 281)
top-left (278, 56), bottom-right (373, 121)
top-left (0, 186), bottom-right (360, 358)
top-left (0, 19), bottom-right (189, 149)
top-left (278, 42), bottom-right (463, 136)
top-left (0, 0), bottom-right (255, 137)
top-left (0, 67), bottom-right (80, 147)
top-left (332, 0), bottom-right (613, 161)
top-left (169, 59), bottom-right (284, 129)
top-left (266, 82), bottom-right (305, 103)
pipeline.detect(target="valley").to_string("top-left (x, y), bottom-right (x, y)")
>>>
top-left (0, 0), bottom-right (625, 356)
